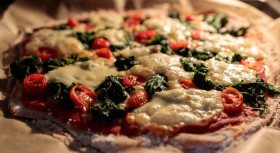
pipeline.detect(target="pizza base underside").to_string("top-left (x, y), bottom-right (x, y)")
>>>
top-left (7, 1), bottom-right (280, 153)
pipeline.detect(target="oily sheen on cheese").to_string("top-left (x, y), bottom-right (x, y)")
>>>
top-left (45, 60), bottom-right (118, 89)
top-left (133, 89), bottom-right (223, 127)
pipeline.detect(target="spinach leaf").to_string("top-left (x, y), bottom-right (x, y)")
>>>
top-left (144, 74), bottom-right (168, 97)
top-left (180, 58), bottom-right (197, 72)
top-left (109, 45), bottom-right (125, 52)
top-left (204, 13), bottom-right (228, 32)
top-left (114, 56), bottom-right (138, 71)
top-left (10, 55), bottom-right (42, 81)
top-left (231, 54), bottom-right (243, 63)
top-left (222, 27), bottom-right (248, 37)
top-left (169, 10), bottom-right (181, 20)
top-left (52, 24), bottom-right (71, 30)
top-left (97, 75), bottom-right (127, 104)
top-left (47, 81), bottom-right (76, 109)
top-left (176, 48), bottom-right (216, 60)
top-left (90, 97), bottom-right (125, 123)
top-left (42, 55), bottom-right (89, 73)
top-left (149, 35), bottom-right (173, 55)
top-left (192, 65), bottom-right (215, 91)
top-left (76, 32), bottom-right (96, 49)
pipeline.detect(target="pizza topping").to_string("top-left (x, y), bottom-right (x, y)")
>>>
top-left (91, 37), bottom-right (110, 49)
top-left (10, 55), bottom-right (42, 81)
top-left (134, 30), bottom-right (156, 45)
top-left (170, 42), bottom-right (188, 51)
top-left (96, 48), bottom-right (113, 59)
top-left (67, 16), bottom-right (79, 28)
top-left (95, 29), bottom-right (127, 45)
top-left (127, 89), bottom-right (149, 108)
top-left (144, 74), bottom-right (168, 98)
top-left (180, 80), bottom-right (197, 89)
top-left (45, 60), bottom-right (118, 89)
top-left (23, 73), bottom-right (48, 94)
top-left (114, 56), bottom-right (138, 71)
top-left (221, 87), bottom-right (243, 115)
top-left (35, 47), bottom-right (57, 62)
top-left (185, 15), bottom-right (195, 22)
top-left (70, 84), bottom-right (97, 112)
top-left (122, 74), bottom-right (145, 87)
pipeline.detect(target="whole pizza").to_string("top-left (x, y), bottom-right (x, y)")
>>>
top-left (8, 5), bottom-right (280, 153)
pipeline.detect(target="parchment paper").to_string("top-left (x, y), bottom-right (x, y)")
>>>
top-left (1, 0), bottom-right (280, 153)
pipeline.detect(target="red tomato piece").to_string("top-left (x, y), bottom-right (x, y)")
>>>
top-left (109, 125), bottom-right (121, 135)
top-left (134, 30), bottom-right (155, 45)
top-left (126, 12), bottom-right (144, 21)
top-left (92, 38), bottom-right (110, 49)
top-left (23, 73), bottom-right (48, 94)
top-left (170, 42), bottom-right (188, 50)
top-left (240, 59), bottom-right (267, 82)
top-left (35, 47), bottom-right (57, 62)
top-left (69, 113), bottom-right (82, 124)
top-left (221, 87), bottom-right (243, 115)
top-left (70, 84), bottom-right (97, 112)
top-left (67, 16), bottom-right (79, 28)
top-left (85, 24), bottom-right (95, 31)
top-left (180, 80), bottom-right (197, 89)
top-left (122, 74), bottom-right (145, 87)
top-left (185, 15), bottom-right (195, 21)
top-left (96, 48), bottom-right (113, 59)
top-left (190, 29), bottom-right (202, 40)
top-left (123, 20), bottom-right (141, 29)
top-left (127, 89), bottom-right (149, 108)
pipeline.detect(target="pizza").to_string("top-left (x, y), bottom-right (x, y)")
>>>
top-left (8, 8), bottom-right (280, 152)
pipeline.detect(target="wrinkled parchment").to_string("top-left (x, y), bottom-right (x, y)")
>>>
top-left (1, 0), bottom-right (280, 153)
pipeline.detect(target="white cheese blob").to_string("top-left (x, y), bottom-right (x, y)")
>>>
top-left (94, 29), bottom-right (127, 45)
top-left (114, 46), bottom-right (156, 58)
top-left (25, 29), bottom-right (84, 58)
top-left (143, 18), bottom-right (188, 42)
top-left (129, 53), bottom-right (193, 89)
top-left (206, 59), bottom-right (257, 86)
top-left (133, 89), bottom-right (223, 127)
top-left (90, 11), bottom-right (123, 29)
top-left (45, 60), bottom-right (118, 89)
top-left (202, 33), bottom-right (264, 59)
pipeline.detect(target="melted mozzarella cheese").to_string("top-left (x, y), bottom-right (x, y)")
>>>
top-left (45, 60), bottom-right (118, 89)
top-left (206, 59), bottom-right (257, 86)
top-left (114, 46), bottom-right (156, 58)
top-left (25, 29), bottom-right (84, 58)
top-left (202, 34), bottom-right (264, 59)
top-left (94, 29), bottom-right (126, 45)
top-left (129, 53), bottom-right (193, 89)
top-left (90, 11), bottom-right (123, 29)
top-left (133, 89), bottom-right (223, 126)
top-left (143, 18), bottom-right (188, 42)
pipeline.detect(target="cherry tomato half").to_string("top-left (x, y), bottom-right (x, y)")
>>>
top-left (240, 59), bottom-right (267, 82)
top-left (122, 74), bottom-right (145, 87)
top-left (92, 38), bottom-right (110, 49)
top-left (185, 15), bottom-right (195, 21)
top-left (127, 89), bottom-right (148, 108)
top-left (180, 80), bottom-right (197, 89)
top-left (134, 30), bottom-right (155, 45)
top-left (96, 48), bottom-right (113, 59)
top-left (123, 20), bottom-right (141, 29)
top-left (35, 47), bottom-right (57, 62)
top-left (70, 84), bottom-right (97, 112)
top-left (126, 12), bottom-right (144, 21)
top-left (190, 29), bottom-right (202, 40)
top-left (170, 42), bottom-right (188, 51)
top-left (221, 87), bottom-right (243, 115)
top-left (23, 73), bottom-right (48, 94)
top-left (85, 24), bottom-right (95, 31)
top-left (67, 16), bottom-right (79, 28)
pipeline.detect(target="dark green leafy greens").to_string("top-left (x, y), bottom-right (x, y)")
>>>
top-left (231, 77), bottom-right (280, 114)
top-left (10, 55), bottom-right (42, 81)
top-left (169, 10), bottom-right (195, 28)
top-left (149, 35), bottom-right (173, 55)
top-left (91, 75), bottom-right (127, 123)
top-left (90, 97), bottom-right (125, 123)
top-left (221, 27), bottom-right (248, 37)
top-left (42, 55), bottom-right (89, 73)
top-left (175, 47), bottom-right (216, 61)
top-left (47, 81), bottom-right (76, 109)
top-left (231, 53), bottom-right (243, 63)
top-left (114, 56), bottom-right (138, 71)
top-left (144, 74), bottom-right (168, 97)
top-left (52, 24), bottom-right (71, 30)
top-left (109, 45), bottom-right (125, 52)
top-left (75, 32), bottom-right (96, 49)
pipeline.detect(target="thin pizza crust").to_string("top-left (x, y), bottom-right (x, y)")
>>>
top-left (8, 1), bottom-right (280, 153)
